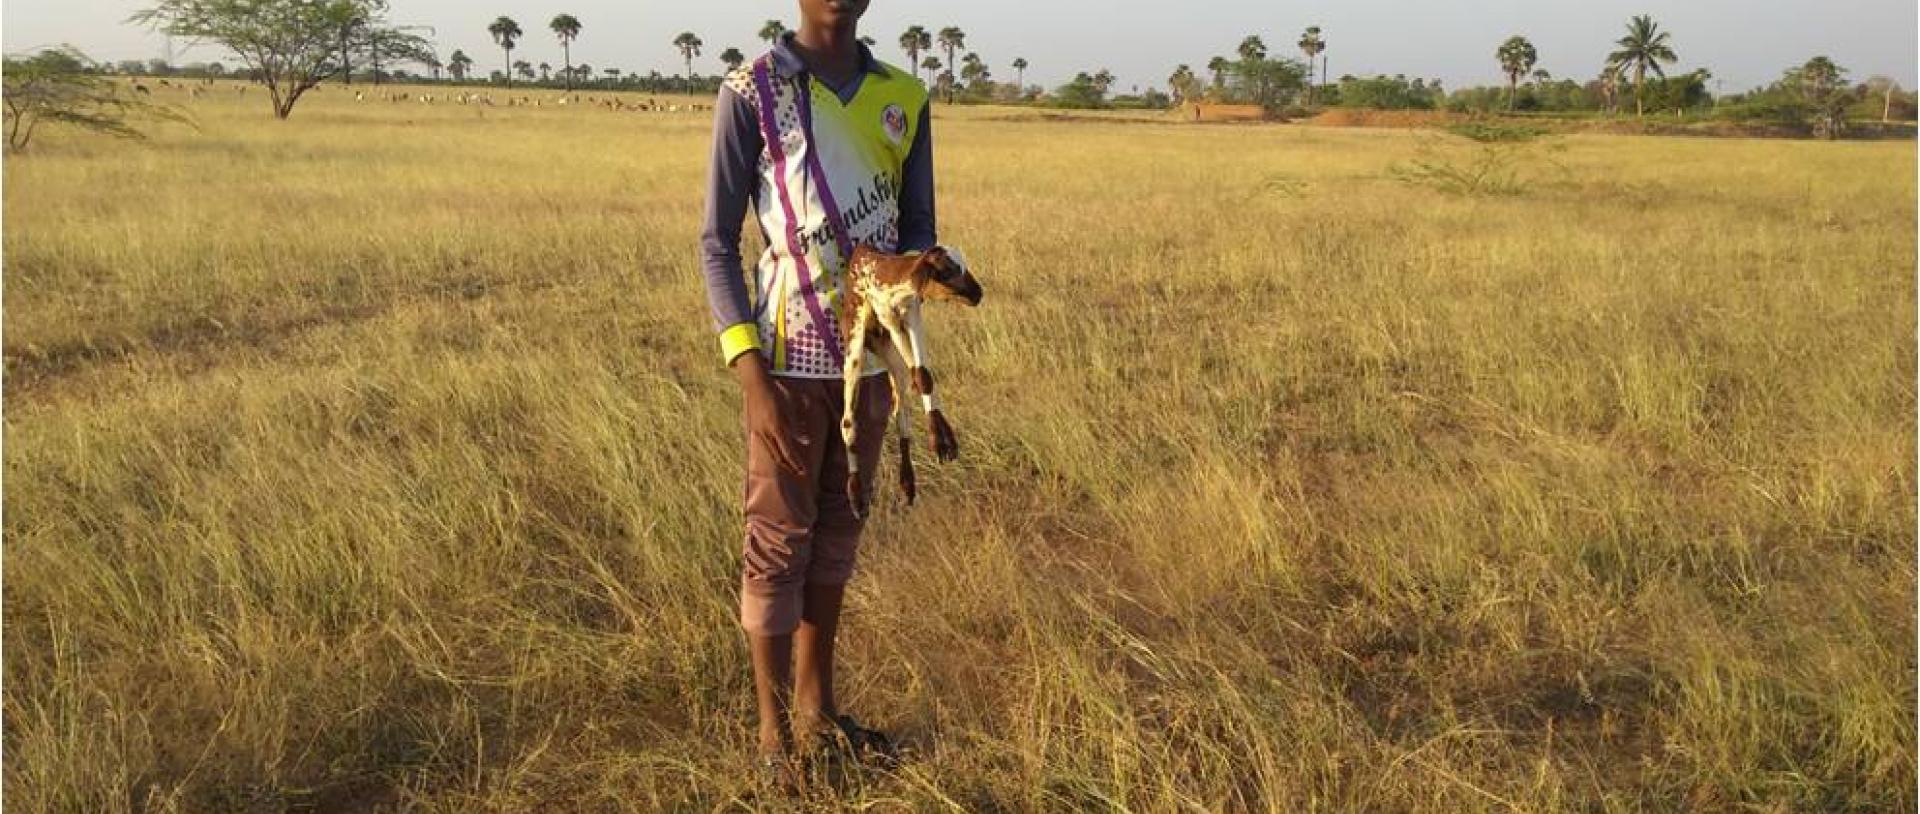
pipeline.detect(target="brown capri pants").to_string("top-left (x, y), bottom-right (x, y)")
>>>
top-left (740, 373), bottom-right (893, 636)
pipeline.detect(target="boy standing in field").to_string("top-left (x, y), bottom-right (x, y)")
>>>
top-left (699, 0), bottom-right (934, 782)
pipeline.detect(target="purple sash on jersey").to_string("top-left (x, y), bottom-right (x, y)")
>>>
top-left (793, 81), bottom-right (859, 265)
top-left (751, 56), bottom-right (843, 367)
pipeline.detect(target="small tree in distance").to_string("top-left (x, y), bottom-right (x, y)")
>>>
top-left (489, 16), bottom-right (522, 89)
top-left (3, 46), bottom-right (189, 151)
top-left (550, 14), bottom-right (581, 92)
top-left (1608, 14), bottom-right (1678, 117)
top-left (1497, 36), bottom-right (1538, 111)
top-left (673, 32), bottom-right (703, 80)
top-left (900, 25), bottom-right (932, 83)
top-left (132, 0), bottom-right (429, 119)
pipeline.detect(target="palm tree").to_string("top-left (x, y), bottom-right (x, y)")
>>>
top-left (550, 14), bottom-right (582, 92)
top-left (1607, 14), bottom-right (1677, 117)
top-left (1496, 36), bottom-right (1538, 111)
top-left (1598, 62), bottom-right (1621, 115)
top-left (1237, 36), bottom-right (1267, 63)
top-left (936, 26), bottom-right (965, 101)
top-left (759, 19), bottom-right (786, 45)
top-left (673, 32), bottom-right (703, 80)
top-left (538, 61), bottom-right (551, 82)
top-left (514, 60), bottom-right (534, 81)
top-left (425, 55), bottom-right (444, 81)
top-left (959, 52), bottom-right (988, 95)
top-left (721, 47), bottom-right (746, 72)
top-left (1206, 55), bottom-right (1228, 95)
top-left (1168, 64), bottom-right (1198, 105)
top-left (1297, 26), bottom-right (1325, 105)
top-left (488, 16), bottom-right (522, 88)
top-left (448, 49), bottom-right (472, 81)
top-left (900, 26), bottom-right (932, 82)
top-left (921, 56), bottom-right (942, 87)
top-left (1012, 57), bottom-right (1028, 89)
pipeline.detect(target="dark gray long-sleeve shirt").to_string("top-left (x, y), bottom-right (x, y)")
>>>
top-left (699, 34), bottom-right (936, 348)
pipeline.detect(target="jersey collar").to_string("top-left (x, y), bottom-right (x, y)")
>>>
top-left (770, 31), bottom-right (889, 80)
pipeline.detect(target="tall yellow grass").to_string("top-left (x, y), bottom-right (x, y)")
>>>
top-left (4, 82), bottom-right (1915, 811)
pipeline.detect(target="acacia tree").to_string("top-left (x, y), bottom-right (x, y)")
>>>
top-left (1496, 36), bottom-right (1537, 110)
top-left (550, 13), bottom-right (581, 91)
top-left (720, 47), bottom-right (746, 72)
top-left (489, 16), bottom-right (522, 89)
top-left (132, 0), bottom-right (427, 119)
top-left (1607, 14), bottom-right (1677, 116)
top-left (3, 46), bottom-right (189, 151)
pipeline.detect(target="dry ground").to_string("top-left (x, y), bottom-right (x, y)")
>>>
top-left (3, 82), bottom-right (1915, 811)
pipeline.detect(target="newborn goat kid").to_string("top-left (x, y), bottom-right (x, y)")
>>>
top-left (838, 245), bottom-right (983, 518)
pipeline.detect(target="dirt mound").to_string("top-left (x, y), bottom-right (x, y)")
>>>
top-left (1308, 108), bottom-right (1458, 128)
top-left (1174, 103), bottom-right (1268, 123)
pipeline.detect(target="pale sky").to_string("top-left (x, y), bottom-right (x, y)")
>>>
top-left (4, 0), bottom-right (1915, 94)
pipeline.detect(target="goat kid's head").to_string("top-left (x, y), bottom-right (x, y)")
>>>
top-left (916, 246), bottom-right (983, 307)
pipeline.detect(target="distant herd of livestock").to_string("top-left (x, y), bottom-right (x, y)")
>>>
top-left (126, 77), bottom-right (714, 113)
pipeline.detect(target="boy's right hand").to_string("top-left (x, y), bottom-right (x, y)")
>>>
top-left (735, 353), bottom-right (806, 477)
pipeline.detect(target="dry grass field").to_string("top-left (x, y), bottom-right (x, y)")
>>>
top-left (4, 82), bottom-right (1915, 811)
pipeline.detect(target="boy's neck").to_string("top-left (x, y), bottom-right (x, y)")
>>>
top-left (792, 24), bottom-right (860, 83)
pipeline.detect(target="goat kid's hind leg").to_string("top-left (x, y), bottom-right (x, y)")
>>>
top-left (875, 337), bottom-right (918, 505)
top-left (900, 302), bottom-right (958, 462)
top-left (840, 310), bottom-right (874, 518)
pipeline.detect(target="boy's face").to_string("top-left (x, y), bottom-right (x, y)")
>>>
top-left (798, 0), bottom-right (869, 30)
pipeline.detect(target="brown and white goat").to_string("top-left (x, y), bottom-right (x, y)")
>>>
top-left (838, 245), bottom-right (983, 517)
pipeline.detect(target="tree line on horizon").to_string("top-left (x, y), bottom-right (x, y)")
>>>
top-left (4, 0), bottom-right (1913, 139)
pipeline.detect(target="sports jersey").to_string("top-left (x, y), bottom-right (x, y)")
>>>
top-left (699, 33), bottom-right (936, 377)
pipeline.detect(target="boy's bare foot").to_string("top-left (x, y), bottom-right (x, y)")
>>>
top-left (755, 746), bottom-right (801, 796)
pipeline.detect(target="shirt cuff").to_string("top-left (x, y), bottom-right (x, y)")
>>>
top-left (718, 322), bottom-right (763, 366)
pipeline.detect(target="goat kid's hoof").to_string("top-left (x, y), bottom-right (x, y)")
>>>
top-left (846, 473), bottom-right (866, 519)
top-left (928, 411), bottom-right (959, 463)
top-left (898, 447), bottom-right (917, 505)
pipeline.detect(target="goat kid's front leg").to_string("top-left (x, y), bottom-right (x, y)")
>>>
top-left (875, 338), bottom-right (919, 505)
top-left (899, 301), bottom-right (958, 462)
top-left (840, 309), bottom-right (874, 519)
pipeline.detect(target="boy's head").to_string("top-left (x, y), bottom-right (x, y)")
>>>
top-left (798, 0), bottom-right (870, 32)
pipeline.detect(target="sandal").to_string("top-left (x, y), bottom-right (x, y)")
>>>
top-left (816, 714), bottom-right (899, 767)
